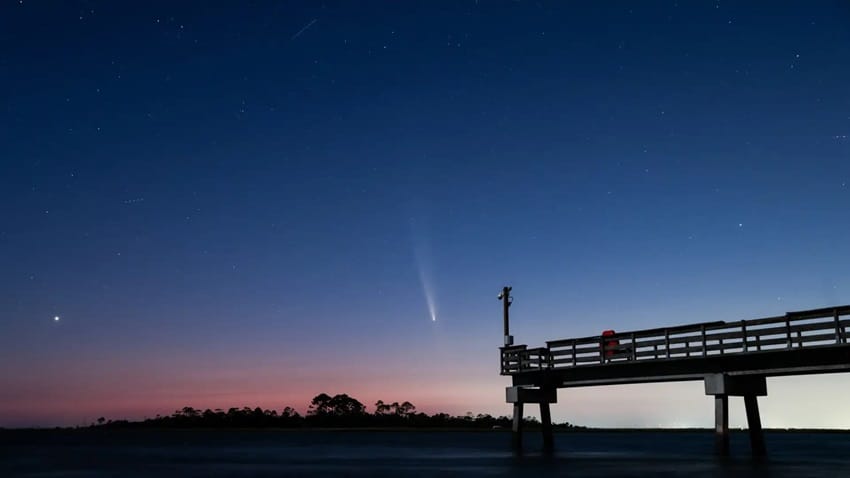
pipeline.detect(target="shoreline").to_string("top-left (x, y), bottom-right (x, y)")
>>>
top-left (3, 426), bottom-right (850, 433)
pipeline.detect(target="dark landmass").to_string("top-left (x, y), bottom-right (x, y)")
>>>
top-left (3, 393), bottom-right (846, 433)
top-left (4, 393), bottom-right (583, 431)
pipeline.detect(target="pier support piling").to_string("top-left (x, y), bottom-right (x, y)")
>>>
top-left (511, 402), bottom-right (524, 450)
top-left (744, 395), bottom-right (766, 457)
top-left (714, 395), bottom-right (730, 456)
top-left (704, 374), bottom-right (767, 457)
top-left (540, 402), bottom-right (554, 452)
top-left (507, 386), bottom-right (557, 451)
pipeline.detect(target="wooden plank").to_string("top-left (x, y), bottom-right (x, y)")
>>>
top-left (744, 315), bottom-right (793, 326)
top-left (552, 357), bottom-right (576, 365)
top-left (739, 322), bottom-right (822, 339)
top-left (749, 336), bottom-right (791, 349)
top-left (547, 331), bottom-right (843, 366)
top-left (635, 344), bottom-right (729, 358)
top-left (512, 343), bottom-right (850, 381)
top-left (531, 341), bottom-right (850, 373)
top-left (547, 336), bottom-right (600, 347)
top-left (549, 344), bottom-right (599, 355)
top-left (794, 332), bottom-right (840, 344)
top-left (712, 320), bottom-right (841, 340)
top-left (789, 320), bottom-right (850, 334)
top-left (549, 350), bottom-right (596, 359)
top-left (625, 330), bottom-right (732, 349)
top-left (629, 320), bottom-right (728, 338)
top-left (522, 308), bottom-right (850, 375)
top-left (562, 355), bottom-right (602, 364)
top-left (574, 356), bottom-right (603, 364)
top-left (786, 305), bottom-right (850, 319)
top-left (543, 306), bottom-right (850, 349)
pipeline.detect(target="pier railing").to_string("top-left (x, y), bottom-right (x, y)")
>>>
top-left (501, 305), bottom-right (850, 375)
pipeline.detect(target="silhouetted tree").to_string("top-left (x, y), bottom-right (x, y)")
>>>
top-left (374, 400), bottom-right (391, 415)
top-left (308, 393), bottom-right (334, 416)
top-left (328, 394), bottom-right (365, 416)
top-left (397, 401), bottom-right (415, 418)
top-left (92, 393), bottom-right (583, 430)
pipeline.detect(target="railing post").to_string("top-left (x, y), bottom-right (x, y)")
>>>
top-left (785, 319), bottom-right (792, 349)
top-left (835, 310), bottom-right (842, 344)
top-left (719, 338), bottom-right (724, 355)
top-left (572, 341), bottom-right (577, 367)
top-left (599, 336), bottom-right (605, 364)
top-left (665, 330), bottom-right (670, 358)
top-left (742, 321), bottom-right (748, 352)
top-left (701, 325), bottom-right (707, 357)
top-left (631, 333), bottom-right (637, 361)
top-left (797, 330), bottom-right (803, 348)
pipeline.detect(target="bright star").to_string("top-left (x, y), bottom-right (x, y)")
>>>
top-left (54, 316), bottom-right (60, 321)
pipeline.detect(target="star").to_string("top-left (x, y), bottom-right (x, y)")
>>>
top-left (53, 316), bottom-right (60, 322)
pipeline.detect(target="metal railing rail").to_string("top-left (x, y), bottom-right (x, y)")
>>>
top-left (500, 305), bottom-right (850, 375)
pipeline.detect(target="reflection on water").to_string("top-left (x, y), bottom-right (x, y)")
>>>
top-left (2, 430), bottom-right (849, 477)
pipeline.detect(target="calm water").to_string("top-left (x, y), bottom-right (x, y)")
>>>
top-left (2, 429), bottom-right (849, 477)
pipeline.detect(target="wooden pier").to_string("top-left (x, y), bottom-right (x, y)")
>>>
top-left (498, 286), bottom-right (850, 455)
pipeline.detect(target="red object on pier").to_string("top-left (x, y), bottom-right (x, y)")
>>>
top-left (602, 329), bottom-right (618, 358)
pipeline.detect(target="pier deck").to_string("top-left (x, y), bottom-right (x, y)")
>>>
top-left (497, 287), bottom-right (850, 456)
top-left (502, 305), bottom-right (850, 386)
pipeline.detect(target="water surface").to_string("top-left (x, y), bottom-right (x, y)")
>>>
top-left (3, 429), bottom-right (849, 477)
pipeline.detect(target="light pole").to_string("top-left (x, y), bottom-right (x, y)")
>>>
top-left (499, 286), bottom-right (513, 346)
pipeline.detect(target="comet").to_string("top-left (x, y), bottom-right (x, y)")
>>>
top-left (416, 253), bottom-right (438, 322)
top-left (411, 220), bottom-right (438, 323)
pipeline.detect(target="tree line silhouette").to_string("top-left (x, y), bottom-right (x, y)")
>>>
top-left (95, 393), bottom-right (583, 430)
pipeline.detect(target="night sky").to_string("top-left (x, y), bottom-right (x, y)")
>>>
top-left (2, 1), bottom-right (850, 428)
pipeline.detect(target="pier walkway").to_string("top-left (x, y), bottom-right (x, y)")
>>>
top-left (498, 286), bottom-right (850, 456)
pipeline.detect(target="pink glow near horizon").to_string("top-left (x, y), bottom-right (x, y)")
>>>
top-left (6, 370), bottom-right (850, 429)
top-left (0, 363), bottom-right (510, 427)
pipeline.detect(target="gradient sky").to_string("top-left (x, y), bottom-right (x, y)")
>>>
top-left (2, 1), bottom-right (850, 428)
